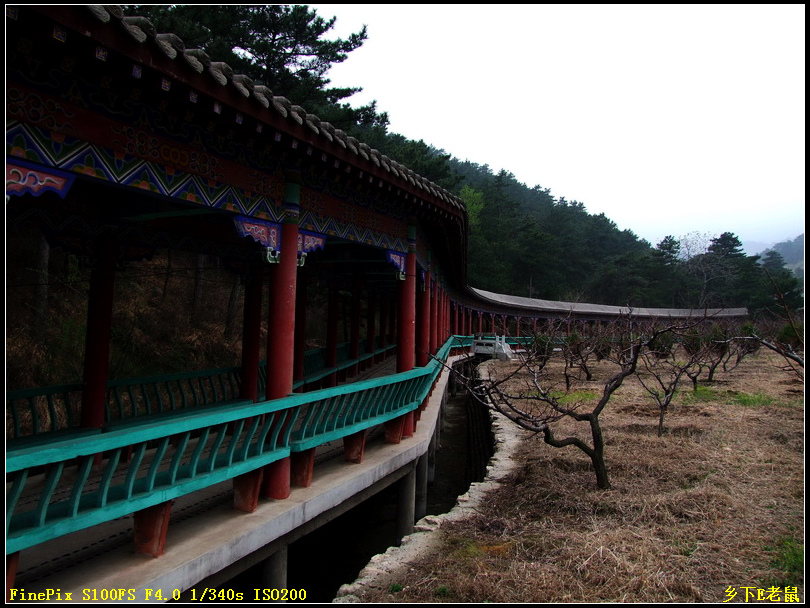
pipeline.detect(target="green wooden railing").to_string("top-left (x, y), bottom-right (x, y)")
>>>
top-left (6, 341), bottom-right (400, 441)
top-left (6, 399), bottom-right (297, 554)
top-left (6, 383), bottom-right (84, 441)
top-left (5, 336), bottom-right (469, 556)
top-left (290, 355), bottom-right (437, 452)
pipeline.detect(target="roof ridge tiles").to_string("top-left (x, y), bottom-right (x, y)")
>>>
top-left (78, 6), bottom-right (462, 209)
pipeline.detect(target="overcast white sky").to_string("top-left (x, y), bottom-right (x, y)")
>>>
top-left (311, 4), bottom-right (805, 252)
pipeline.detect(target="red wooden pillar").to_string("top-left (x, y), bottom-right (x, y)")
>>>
top-left (436, 281), bottom-right (442, 347)
top-left (80, 234), bottom-right (118, 430)
top-left (7, 552), bottom-right (19, 601)
top-left (240, 262), bottom-right (263, 402)
top-left (325, 282), bottom-right (339, 387)
top-left (349, 278), bottom-right (362, 377)
top-left (397, 234), bottom-right (416, 373)
top-left (293, 270), bottom-right (308, 391)
top-left (461, 306), bottom-right (467, 336)
top-left (233, 262), bottom-right (265, 512)
top-left (387, 227), bottom-right (416, 442)
top-left (445, 291), bottom-right (451, 342)
top-left (364, 291), bottom-right (377, 370)
top-left (343, 430), bottom-right (367, 463)
top-left (429, 278), bottom-right (438, 355)
top-left (477, 310), bottom-right (483, 335)
top-left (234, 468), bottom-right (264, 512)
top-left (378, 294), bottom-right (389, 360)
top-left (388, 297), bottom-right (397, 349)
top-left (263, 182), bottom-right (300, 500)
top-left (133, 502), bottom-right (172, 557)
top-left (291, 449), bottom-right (316, 487)
top-left (416, 263), bottom-right (431, 368)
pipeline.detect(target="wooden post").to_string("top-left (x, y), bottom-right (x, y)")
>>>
top-left (263, 181), bottom-right (300, 500)
top-left (364, 291), bottom-right (376, 371)
top-left (293, 270), bottom-right (308, 391)
top-left (80, 234), bottom-right (117, 430)
top-left (350, 278), bottom-right (362, 377)
top-left (416, 263), bottom-right (431, 368)
top-left (325, 281), bottom-right (339, 387)
top-left (133, 501), bottom-right (172, 557)
top-left (429, 277), bottom-right (438, 355)
top-left (240, 262), bottom-right (263, 402)
top-left (391, 225), bottom-right (417, 441)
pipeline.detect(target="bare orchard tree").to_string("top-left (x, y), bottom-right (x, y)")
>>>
top-left (681, 323), bottom-right (732, 386)
top-left (560, 322), bottom-right (612, 387)
top-left (746, 317), bottom-right (804, 380)
top-left (636, 327), bottom-right (704, 437)
top-left (721, 329), bottom-right (761, 374)
top-left (746, 274), bottom-right (804, 380)
top-left (465, 315), bottom-right (682, 489)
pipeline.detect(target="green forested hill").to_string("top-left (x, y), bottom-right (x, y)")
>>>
top-left (120, 4), bottom-right (802, 316)
top-left (767, 234), bottom-right (804, 283)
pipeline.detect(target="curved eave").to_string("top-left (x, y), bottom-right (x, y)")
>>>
top-left (468, 288), bottom-right (749, 322)
top-left (24, 4), bottom-right (467, 283)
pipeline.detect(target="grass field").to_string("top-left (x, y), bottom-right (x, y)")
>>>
top-left (352, 349), bottom-right (804, 603)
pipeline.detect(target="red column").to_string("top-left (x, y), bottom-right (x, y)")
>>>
top-left (416, 265), bottom-right (431, 367)
top-left (387, 228), bottom-right (416, 443)
top-left (441, 287), bottom-right (448, 345)
top-left (436, 285), bottom-right (443, 346)
top-left (263, 183), bottom-right (300, 500)
top-left (133, 502), bottom-right (172, 557)
top-left (80, 235), bottom-right (118, 429)
top-left (388, 297), bottom-right (397, 347)
top-left (397, 243), bottom-right (416, 373)
top-left (325, 282), bottom-right (339, 387)
top-left (240, 262), bottom-right (263, 402)
top-left (349, 279), bottom-right (362, 377)
top-left (429, 278), bottom-right (438, 355)
top-left (364, 291), bottom-right (377, 371)
top-left (378, 294), bottom-right (389, 360)
top-left (293, 271), bottom-right (308, 391)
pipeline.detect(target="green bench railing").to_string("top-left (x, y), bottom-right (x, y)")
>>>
top-left (5, 336), bottom-right (468, 556)
top-left (6, 398), bottom-right (298, 554)
top-left (290, 360), bottom-right (434, 452)
top-left (105, 367), bottom-right (243, 424)
top-left (6, 383), bottom-right (84, 442)
top-left (6, 340), bottom-right (400, 441)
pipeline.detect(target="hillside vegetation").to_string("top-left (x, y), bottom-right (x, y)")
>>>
top-left (350, 349), bottom-right (804, 603)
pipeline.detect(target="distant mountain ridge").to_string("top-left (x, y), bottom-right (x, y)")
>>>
top-left (762, 234), bottom-right (804, 281)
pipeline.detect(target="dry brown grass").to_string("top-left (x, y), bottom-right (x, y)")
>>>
top-left (355, 350), bottom-right (804, 603)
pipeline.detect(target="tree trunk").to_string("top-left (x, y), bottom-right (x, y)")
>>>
top-left (590, 450), bottom-right (611, 490)
top-left (192, 254), bottom-right (206, 324)
top-left (34, 232), bottom-right (50, 333)
top-left (589, 417), bottom-right (611, 489)
top-left (161, 250), bottom-right (173, 305)
top-left (224, 275), bottom-right (242, 339)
